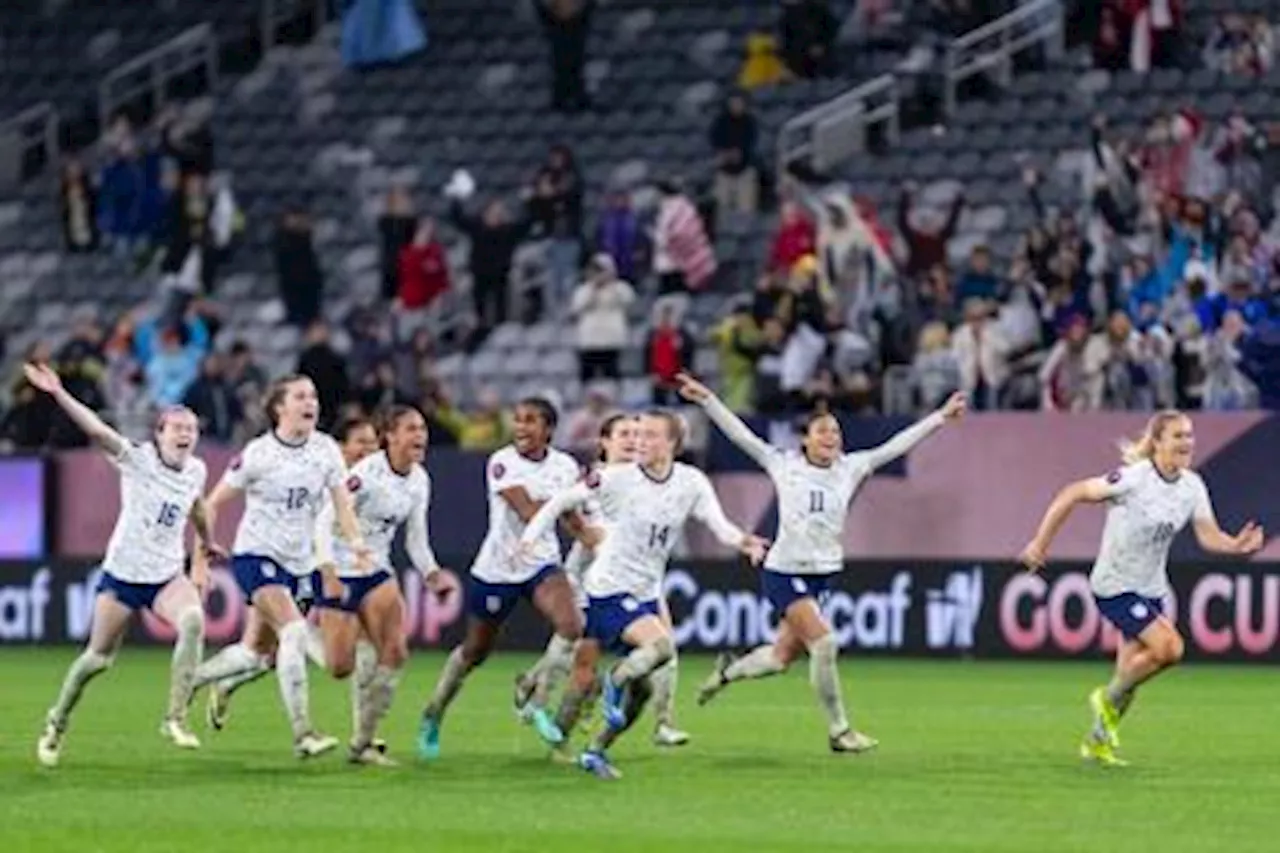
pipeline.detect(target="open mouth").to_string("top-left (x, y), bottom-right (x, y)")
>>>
top-left (175, 442), bottom-right (192, 451)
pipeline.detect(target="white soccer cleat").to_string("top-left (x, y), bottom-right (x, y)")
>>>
top-left (653, 724), bottom-right (691, 747)
top-left (830, 729), bottom-right (879, 754)
top-left (294, 731), bottom-right (339, 759)
top-left (349, 745), bottom-right (398, 767)
top-left (160, 718), bottom-right (201, 750)
top-left (696, 653), bottom-right (734, 706)
top-left (36, 717), bottom-right (63, 768)
top-left (206, 686), bottom-right (231, 732)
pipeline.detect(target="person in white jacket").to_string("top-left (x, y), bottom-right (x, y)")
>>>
top-left (951, 298), bottom-right (1012, 411)
top-left (570, 253), bottom-right (635, 382)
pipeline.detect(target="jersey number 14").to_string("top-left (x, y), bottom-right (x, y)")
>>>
top-left (648, 524), bottom-right (672, 549)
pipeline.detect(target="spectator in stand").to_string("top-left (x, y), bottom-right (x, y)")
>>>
top-left (912, 321), bottom-right (961, 410)
top-left (274, 208), bottom-right (324, 327)
top-left (1213, 112), bottom-right (1265, 203)
top-left (1086, 310), bottom-right (1148, 410)
top-left (534, 0), bottom-right (594, 113)
top-left (378, 185), bottom-right (417, 302)
top-left (346, 306), bottom-right (393, 386)
top-left (897, 182), bottom-right (964, 280)
top-left (529, 144), bottom-right (584, 313)
top-left (50, 319), bottom-right (108, 447)
top-left (356, 360), bottom-right (412, 414)
top-left (768, 200), bottom-right (817, 275)
top-left (182, 353), bottom-right (242, 443)
top-left (1203, 309), bottom-right (1259, 409)
top-left (393, 327), bottom-right (437, 403)
top-left (59, 159), bottom-right (98, 252)
top-left (645, 302), bottom-right (695, 405)
top-left (1039, 314), bottom-right (1096, 411)
top-left (145, 327), bottom-right (201, 407)
top-left (1197, 274), bottom-right (1267, 332)
top-left (596, 189), bottom-right (643, 283)
top-left (297, 321), bottom-right (350, 432)
top-left (779, 0), bottom-right (837, 78)
top-left (560, 383), bottom-right (614, 457)
top-left (652, 179), bottom-right (717, 294)
top-left (752, 317), bottom-right (788, 414)
top-left (97, 117), bottom-right (163, 259)
top-left (1127, 0), bottom-right (1185, 71)
top-left (710, 299), bottom-right (761, 413)
top-left (395, 217), bottom-right (451, 339)
top-left (1093, 4), bottom-right (1129, 71)
top-left (570, 253), bottom-right (634, 382)
top-left (161, 172), bottom-right (216, 293)
top-left (955, 245), bottom-right (1000, 305)
top-left (737, 32), bottom-right (790, 90)
top-left (436, 386), bottom-right (511, 450)
top-left (447, 173), bottom-right (534, 339)
top-left (1, 343), bottom-right (56, 450)
top-left (157, 105), bottom-right (214, 177)
top-left (1203, 13), bottom-right (1272, 77)
top-left (708, 92), bottom-right (760, 216)
top-left (226, 340), bottom-right (267, 402)
top-left (951, 298), bottom-right (1011, 411)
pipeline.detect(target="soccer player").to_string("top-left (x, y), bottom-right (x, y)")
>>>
top-left (1020, 410), bottom-right (1263, 766)
top-left (417, 397), bottom-right (592, 759)
top-left (27, 364), bottom-right (216, 767)
top-left (681, 374), bottom-right (965, 754)
top-left (196, 375), bottom-right (371, 758)
top-left (521, 409), bottom-right (768, 779)
top-left (200, 415), bottom-right (379, 731)
top-left (314, 405), bottom-right (449, 765)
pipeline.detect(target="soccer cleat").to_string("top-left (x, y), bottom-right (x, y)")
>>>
top-left (36, 717), bottom-right (63, 768)
top-left (159, 718), bottom-right (201, 750)
top-left (206, 686), bottom-right (231, 732)
top-left (579, 749), bottom-right (622, 780)
top-left (599, 671), bottom-right (627, 730)
top-left (294, 731), bottom-right (339, 759)
top-left (512, 673), bottom-right (536, 718)
top-left (830, 729), bottom-right (878, 754)
top-left (526, 705), bottom-right (566, 746)
top-left (653, 724), bottom-right (691, 747)
top-left (351, 737), bottom-right (389, 755)
top-left (417, 714), bottom-right (441, 760)
top-left (1080, 737), bottom-right (1128, 768)
top-left (1089, 687), bottom-right (1121, 748)
top-left (696, 652), bottom-right (734, 706)
top-left (549, 741), bottom-right (576, 765)
top-left (349, 744), bottom-right (398, 767)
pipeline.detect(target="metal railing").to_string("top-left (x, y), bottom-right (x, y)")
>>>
top-left (261, 0), bottom-right (332, 52)
top-left (0, 101), bottom-right (59, 176)
top-left (942, 0), bottom-right (1065, 116)
top-left (777, 74), bottom-right (900, 175)
top-left (98, 23), bottom-right (219, 130)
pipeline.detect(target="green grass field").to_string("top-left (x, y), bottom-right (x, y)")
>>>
top-left (1, 649), bottom-right (1276, 852)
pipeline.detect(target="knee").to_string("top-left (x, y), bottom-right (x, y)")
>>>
top-left (382, 639), bottom-right (409, 671)
top-left (555, 612), bottom-right (584, 642)
top-left (1154, 633), bottom-right (1185, 668)
top-left (177, 607), bottom-right (204, 640)
top-left (329, 653), bottom-right (356, 680)
top-left (85, 649), bottom-right (115, 673)
top-left (651, 634), bottom-right (676, 667)
top-left (460, 641), bottom-right (490, 670)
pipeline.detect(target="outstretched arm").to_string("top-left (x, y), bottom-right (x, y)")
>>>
top-left (857, 391), bottom-right (965, 472)
top-left (22, 362), bottom-right (125, 457)
top-left (689, 470), bottom-right (767, 564)
top-left (677, 373), bottom-right (774, 468)
top-left (1020, 476), bottom-right (1119, 570)
top-left (1190, 478), bottom-right (1264, 556)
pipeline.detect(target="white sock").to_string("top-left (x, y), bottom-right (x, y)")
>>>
top-left (216, 661), bottom-right (272, 697)
top-left (305, 622), bottom-right (327, 669)
top-left (194, 643), bottom-right (268, 690)
top-left (612, 635), bottom-right (674, 688)
top-left (723, 644), bottom-right (787, 683)
top-left (351, 640), bottom-right (377, 737)
top-left (355, 664), bottom-right (400, 750)
top-left (424, 647), bottom-right (470, 721)
top-left (533, 634), bottom-right (576, 707)
top-left (276, 621), bottom-right (312, 739)
top-left (49, 649), bottom-right (113, 729)
top-left (808, 634), bottom-right (850, 738)
top-left (167, 607), bottom-right (205, 721)
top-left (650, 656), bottom-right (679, 728)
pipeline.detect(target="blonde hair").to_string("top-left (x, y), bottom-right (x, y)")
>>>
top-left (1118, 410), bottom-right (1187, 466)
top-left (917, 321), bottom-right (949, 354)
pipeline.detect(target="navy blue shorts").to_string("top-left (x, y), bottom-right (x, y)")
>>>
top-left (466, 564), bottom-right (560, 624)
top-left (1095, 593), bottom-right (1165, 640)
top-left (761, 570), bottom-right (832, 615)
top-left (232, 554), bottom-right (313, 605)
top-left (585, 594), bottom-right (661, 655)
top-left (314, 570), bottom-right (394, 613)
top-left (97, 571), bottom-right (171, 612)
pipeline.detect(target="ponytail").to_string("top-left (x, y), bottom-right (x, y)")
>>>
top-left (1118, 410), bottom-right (1184, 466)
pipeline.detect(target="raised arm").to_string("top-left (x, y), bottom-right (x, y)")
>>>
top-left (520, 481), bottom-right (593, 546)
top-left (22, 362), bottom-right (125, 457)
top-left (676, 373), bottom-right (774, 468)
top-left (857, 392), bottom-right (965, 472)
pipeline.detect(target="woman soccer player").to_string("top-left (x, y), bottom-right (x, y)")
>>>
top-left (681, 374), bottom-right (965, 754)
top-left (1020, 410), bottom-right (1263, 766)
top-left (521, 409), bottom-right (767, 780)
top-left (417, 397), bottom-right (594, 759)
top-left (314, 405), bottom-right (449, 765)
top-left (27, 364), bottom-right (216, 767)
top-left (197, 375), bottom-right (371, 758)
top-left (200, 415), bottom-right (379, 731)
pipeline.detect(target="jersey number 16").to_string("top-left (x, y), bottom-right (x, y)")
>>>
top-left (155, 502), bottom-right (182, 527)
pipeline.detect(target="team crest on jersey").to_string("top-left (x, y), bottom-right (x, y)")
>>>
top-left (347, 474), bottom-right (362, 493)
top-left (229, 454), bottom-right (243, 471)
top-left (492, 462), bottom-right (506, 481)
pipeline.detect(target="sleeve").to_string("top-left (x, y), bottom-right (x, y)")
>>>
top-left (220, 442), bottom-right (259, 491)
top-left (851, 411), bottom-right (946, 473)
top-left (405, 474), bottom-right (441, 575)
top-left (1095, 464), bottom-right (1142, 501)
top-left (702, 397), bottom-right (778, 471)
top-left (313, 496), bottom-right (336, 566)
top-left (109, 440), bottom-right (142, 473)
top-left (1190, 475), bottom-right (1216, 523)
top-left (322, 439), bottom-right (347, 490)
top-left (520, 475), bottom-right (599, 545)
top-left (688, 470), bottom-right (746, 549)
top-left (486, 450), bottom-right (523, 496)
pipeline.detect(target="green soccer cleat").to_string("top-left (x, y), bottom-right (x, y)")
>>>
top-left (1079, 736), bottom-right (1129, 768)
top-left (1089, 687), bottom-right (1121, 748)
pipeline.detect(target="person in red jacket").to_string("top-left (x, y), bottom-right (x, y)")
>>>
top-left (767, 201), bottom-right (816, 274)
top-left (395, 218), bottom-right (451, 340)
top-left (645, 302), bottom-right (695, 405)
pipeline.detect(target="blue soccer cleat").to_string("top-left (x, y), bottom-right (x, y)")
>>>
top-left (600, 671), bottom-right (627, 731)
top-left (527, 706), bottom-right (565, 746)
top-left (579, 749), bottom-right (622, 780)
top-left (417, 714), bottom-right (441, 761)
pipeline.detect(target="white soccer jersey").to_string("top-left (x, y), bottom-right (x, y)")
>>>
top-left (101, 442), bottom-right (208, 584)
top-left (315, 451), bottom-right (438, 578)
top-left (525, 462), bottom-right (746, 602)
top-left (1090, 461), bottom-right (1214, 599)
top-left (221, 431), bottom-right (347, 575)
top-left (702, 398), bottom-right (945, 575)
top-left (563, 461), bottom-right (629, 601)
top-left (471, 445), bottom-right (581, 584)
